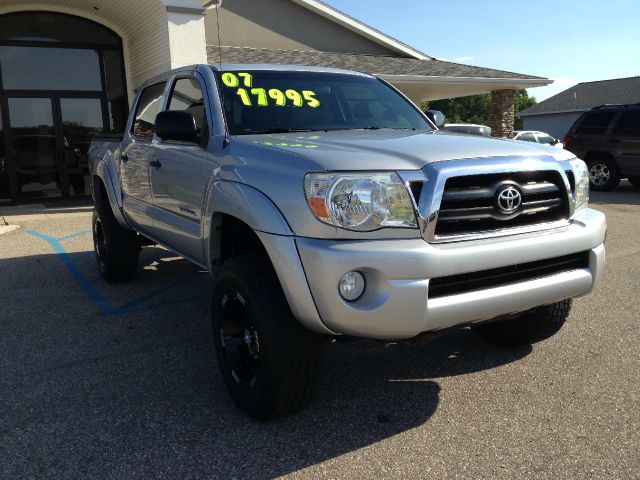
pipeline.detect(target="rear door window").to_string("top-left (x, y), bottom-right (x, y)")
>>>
top-left (132, 82), bottom-right (166, 140)
top-left (536, 133), bottom-right (556, 144)
top-left (517, 132), bottom-right (536, 142)
top-left (612, 110), bottom-right (640, 137)
top-left (575, 111), bottom-right (616, 135)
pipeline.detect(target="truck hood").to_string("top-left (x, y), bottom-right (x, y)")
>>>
top-left (236, 129), bottom-right (575, 170)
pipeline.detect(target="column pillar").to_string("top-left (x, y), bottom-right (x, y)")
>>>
top-left (490, 89), bottom-right (515, 138)
top-left (163, 1), bottom-right (208, 68)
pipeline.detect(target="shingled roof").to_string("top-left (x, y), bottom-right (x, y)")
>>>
top-left (521, 76), bottom-right (640, 116)
top-left (207, 46), bottom-right (547, 82)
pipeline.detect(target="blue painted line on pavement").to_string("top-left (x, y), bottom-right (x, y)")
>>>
top-left (57, 230), bottom-right (92, 241)
top-left (26, 229), bottom-right (207, 315)
top-left (27, 230), bottom-right (111, 314)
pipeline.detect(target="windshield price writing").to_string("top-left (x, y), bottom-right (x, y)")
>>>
top-left (222, 72), bottom-right (320, 108)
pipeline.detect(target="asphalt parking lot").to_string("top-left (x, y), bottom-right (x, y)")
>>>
top-left (1, 183), bottom-right (639, 479)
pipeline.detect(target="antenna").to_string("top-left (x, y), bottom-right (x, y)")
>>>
top-left (214, 2), bottom-right (230, 147)
top-left (215, 1), bottom-right (223, 70)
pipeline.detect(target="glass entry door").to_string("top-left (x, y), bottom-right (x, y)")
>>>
top-left (59, 97), bottom-right (105, 196)
top-left (8, 97), bottom-right (61, 199)
top-left (6, 95), bottom-right (104, 199)
top-left (0, 11), bottom-right (129, 203)
top-left (7, 94), bottom-right (108, 200)
top-left (0, 103), bottom-right (10, 202)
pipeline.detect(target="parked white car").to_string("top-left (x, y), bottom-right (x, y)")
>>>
top-left (512, 130), bottom-right (563, 148)
top-left (441, 123), bottom-right (492, 137)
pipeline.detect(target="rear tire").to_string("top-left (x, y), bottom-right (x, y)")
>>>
top-left (472, 299), bottom-right (572, 347)
top-left (212, 253), bottom-right (322, 420)
top-left (627, 176), bottom-right (640, 187)
top-left (92, 203), bottom-right (139, 283)
top-left (586, 157), bottom-right (620, 191)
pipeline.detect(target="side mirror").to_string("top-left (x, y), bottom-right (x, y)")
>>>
top-left (424, 109), bottom-right (445, 128)
top-left (155, 110), bottom-right (199, 143)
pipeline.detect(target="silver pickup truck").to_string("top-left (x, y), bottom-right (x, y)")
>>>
top-left (89, 64), bottom-right (606, 419)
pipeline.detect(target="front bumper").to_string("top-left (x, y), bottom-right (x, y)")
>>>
top-left (295, 208), bottom-right (606, 339)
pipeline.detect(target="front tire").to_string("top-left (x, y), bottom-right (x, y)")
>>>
top-left (587, 157), bottom-right (620, 191)
top-left (92, 203), bottom-right (139, 283)
top-left (472, 299), bottom-right (572, 347)
top-left (212, 253), bottom-right (322, 420)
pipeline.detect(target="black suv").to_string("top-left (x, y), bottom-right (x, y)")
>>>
top-left (564, 104), bottom-right (640, 190)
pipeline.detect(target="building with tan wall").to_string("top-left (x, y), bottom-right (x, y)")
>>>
top-left (0, 0), bottom-right (550, 204)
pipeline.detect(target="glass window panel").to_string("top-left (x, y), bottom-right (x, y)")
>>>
top-left (0, 105), bottom-right (9, 200)
top-left (60, 98), bottom-right (103, 195)
top-left (576, 111), bottom-right (615, 135)
top-left (517, 132), bottom-right (536, 142)
top-left (8, 97), bottom-right (61, 198)
top-left (169, 78), bottom-right (207, 132)
top-left (613, 111), bottom-right (640, 137)
top-left (103, 50), bottom-right (128, 133)
top-left (0, 46), bottom-right (102, 91)
top-left (0, 12), bottom-right (121, 46)
top-left (132, 83), bottom-right (166, 140)
top-left (536, 133), bottom-right (555, 144)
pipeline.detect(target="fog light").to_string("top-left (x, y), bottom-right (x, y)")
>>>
top-left (339, 271), bottom-right (366, 301)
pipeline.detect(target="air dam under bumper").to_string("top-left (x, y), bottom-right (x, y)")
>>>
top-left (296, 208), bottom-right (606, 339)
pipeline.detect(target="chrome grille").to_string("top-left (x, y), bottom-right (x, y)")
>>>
top-left (434, 171), bottom-right (570, 237)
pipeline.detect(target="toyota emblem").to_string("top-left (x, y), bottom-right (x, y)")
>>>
top-left (495, 185), bottom-right (522, 214)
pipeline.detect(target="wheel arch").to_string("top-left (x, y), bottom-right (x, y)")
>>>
top-left (203, 181), bottom-right (293, 268)
top-left (584, 150), bottom-right (617, 165)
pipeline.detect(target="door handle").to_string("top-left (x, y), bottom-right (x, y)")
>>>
top-left (149, 159), bottom-right (162, 168)
top-left (120, 153), bottom-right (128, 162)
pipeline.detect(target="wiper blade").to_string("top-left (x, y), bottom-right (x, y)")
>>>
top-left (360, 126), bottom-right (414, 131)
top-left (236, 127), bottom-right (315, 134)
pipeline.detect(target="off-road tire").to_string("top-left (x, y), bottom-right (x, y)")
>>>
top-left (472, 299), bottom-right (572, 347)
top-left (212, 253), bottom-right (322, 420)
top-left (586, 157), bottom-right (620, 191)
top-left (627, 176), bottom-right (640, 187)
top-left (92, 202), bottom-right (139, 283)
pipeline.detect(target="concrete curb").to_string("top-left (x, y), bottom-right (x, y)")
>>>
top-left (0, 224), bottom-right (20, 235)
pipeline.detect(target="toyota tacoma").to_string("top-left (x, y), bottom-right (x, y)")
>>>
top-left (89, 64), bottom-right (606, 419)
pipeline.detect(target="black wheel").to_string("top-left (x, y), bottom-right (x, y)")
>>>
top-left (627, 176), bottom-right (640, 187)
top-left (586, 157), bottom-right (620, 191)
top-left (212, 253), bottom-right (322, 420)
top-left (472, 299), bottom-right (572, 347)
top-left (92, 203), bottom-right (139, 283)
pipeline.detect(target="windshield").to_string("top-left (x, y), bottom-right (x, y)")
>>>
top-left (214, 69), bottom-right (433, 135)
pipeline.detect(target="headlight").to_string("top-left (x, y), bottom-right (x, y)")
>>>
top-left (569, 158), bottom-right (589, 211)
top-left (304, 172), bottom-right (417, 231)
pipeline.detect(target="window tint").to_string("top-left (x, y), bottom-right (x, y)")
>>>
top-left (576, 111), bottom-right (616, 135)
top-left (536, 133), bottom-right (555, 144)
top-left (132, 82), bottom-right (166, 140)
top-left (613, 110), bottom-right (640, 137)
top-left (168, 78), bottom-right (207, 133)
top-left (517, 132), bottom-right (536, 142)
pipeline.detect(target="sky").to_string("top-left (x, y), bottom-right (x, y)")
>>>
top-left (323, 0), bottom-right (640, 102)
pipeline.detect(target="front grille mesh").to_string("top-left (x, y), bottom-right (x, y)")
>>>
top-left (434, 171), bottom-right (569, 237)
top-left (428, 251), bottom-right (590, 299)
